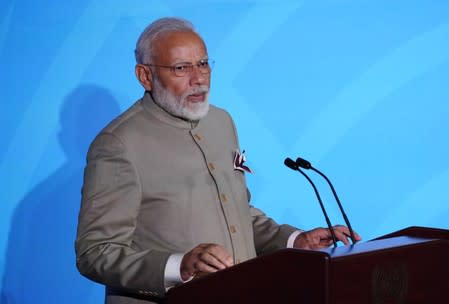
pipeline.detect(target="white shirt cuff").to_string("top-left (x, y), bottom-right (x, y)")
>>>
top-left (164, 253), bottom-right (194, 291)
top-left (287, 230), bottom-right (304, 248)
top-left (164, 253), bottom-right (184, 290)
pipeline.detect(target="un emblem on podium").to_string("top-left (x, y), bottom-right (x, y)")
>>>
top-left (372, 262), bottom-right (408, 304)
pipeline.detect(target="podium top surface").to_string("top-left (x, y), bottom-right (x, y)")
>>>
top-left (320, 236), bottom-right (435, 258)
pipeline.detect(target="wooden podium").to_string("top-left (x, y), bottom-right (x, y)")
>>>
top-left (165, 226), bottom-right (449, 304)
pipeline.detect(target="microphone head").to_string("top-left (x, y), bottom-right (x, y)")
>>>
top-left (296, 157), bottom-right (312, 169)
top-left (284, 157), bottom-right (298, 170)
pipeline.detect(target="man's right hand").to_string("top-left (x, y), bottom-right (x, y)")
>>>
top-left (180, 243), bottom-right (233, 281)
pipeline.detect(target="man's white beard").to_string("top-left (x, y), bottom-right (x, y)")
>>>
top-left (151, 76), bottom-right (210, 121)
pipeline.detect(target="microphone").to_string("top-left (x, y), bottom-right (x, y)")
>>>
top-left (295, 157), bottom-right (357, 244)
top-left (284, 158), bottom-right (337, 248)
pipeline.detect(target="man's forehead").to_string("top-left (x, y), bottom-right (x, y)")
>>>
top-left (153, 31), bottom-right (207, 61)
top-left (153, 31), bottom-right (206, 58)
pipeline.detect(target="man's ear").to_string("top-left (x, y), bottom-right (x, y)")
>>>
top-left (135, 64), bottom-right (153, 91)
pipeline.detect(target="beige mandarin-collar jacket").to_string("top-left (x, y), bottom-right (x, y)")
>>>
top-left (75, 92), bottom-right (297, 303)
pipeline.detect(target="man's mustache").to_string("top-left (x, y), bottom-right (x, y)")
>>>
top-left (184, 86), bottom-right (209, 97)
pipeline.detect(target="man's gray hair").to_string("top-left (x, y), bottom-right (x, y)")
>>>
top-left (135, 17), bottom-right (196, 64)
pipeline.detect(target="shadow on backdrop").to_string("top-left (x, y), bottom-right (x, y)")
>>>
top-left (1, 85), bottom-right (121, 304)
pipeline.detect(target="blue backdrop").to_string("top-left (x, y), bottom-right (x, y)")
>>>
top-left (1, 1), bottom-right (449, 303)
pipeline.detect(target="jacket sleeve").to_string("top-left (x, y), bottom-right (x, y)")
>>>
top-left (75, 132), bottom-right (169, 298)
top-left (250, 205), bottom-right (298, 256)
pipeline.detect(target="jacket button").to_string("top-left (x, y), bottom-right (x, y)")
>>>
top-left (221, 193), bottom-right (227, 202)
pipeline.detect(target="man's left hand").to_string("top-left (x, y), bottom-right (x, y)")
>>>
top-left (293, 225), bottom-right (362, 250)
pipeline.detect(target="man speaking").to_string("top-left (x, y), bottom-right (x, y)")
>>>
top-left (75, 17), bottom-right (360, 304)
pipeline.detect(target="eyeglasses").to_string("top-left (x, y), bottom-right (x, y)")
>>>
top-left (146, 59), bottom-right (215, 77)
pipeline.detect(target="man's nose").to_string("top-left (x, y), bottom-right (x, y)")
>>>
top-left (189, 65), bottom-right (208, 86)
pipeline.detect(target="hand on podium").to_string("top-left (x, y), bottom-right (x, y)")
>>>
top-left (294, 225), bottom-right (362, 250)
top-left (180, 243), bottom-right (234, 281)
